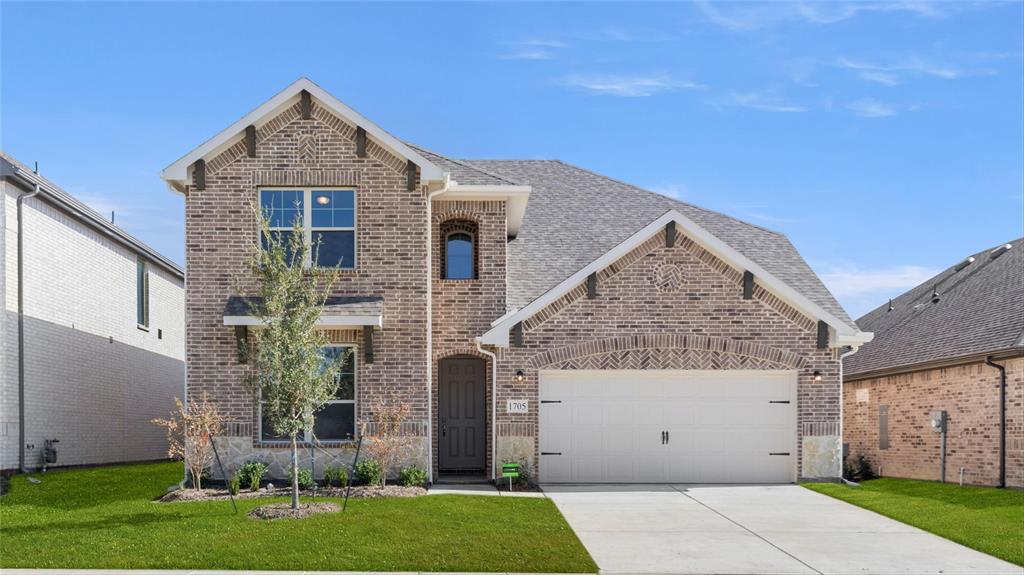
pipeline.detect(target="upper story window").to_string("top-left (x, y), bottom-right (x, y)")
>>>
top-left (136, 259), bottom-right (149, 328)
top-left (440, 219), bottom-right (478, 280)
top-left (260, 189), bottom-right (355, 269)
top-left (260, 345), bottom-right (356, 443)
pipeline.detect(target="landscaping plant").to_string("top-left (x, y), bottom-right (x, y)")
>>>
top-left (323, 465), bottom-right (348, 488)
top-left (361, 398), bottom-right (416, 486)
top-left (398, 466), bottom-right (428, 487)
top-left (237, 460), bottom-right (269, 491)
top-left (239, 205), bottom-right (346, 510)
top-left (151, 393), bottom-right (224, 490)
top-left (288, 467), bottom-right (316, 490)
top-left (355, 459), bottom-right (383, 486)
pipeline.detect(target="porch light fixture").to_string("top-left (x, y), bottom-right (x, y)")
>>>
top-left (812, 370), bottom-right (822, 382)
top-left (515, 370), bottom-right (525, 383)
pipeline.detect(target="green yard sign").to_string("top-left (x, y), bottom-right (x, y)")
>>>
top-left (502, 463), bottom-right (519, 491)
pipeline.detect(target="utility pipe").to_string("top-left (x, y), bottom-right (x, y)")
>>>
top-left (16, 169), bottom-right (41, 472)
top-left (424, 176), bottom-right (449, 484)
top-left (838, 345), bottom-right (861, 480)
top-left (476, 339), bottom-right (498, 481)
top-left (983, 356), bottom-right (1007, 484)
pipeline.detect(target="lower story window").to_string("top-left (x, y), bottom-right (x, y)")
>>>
top-left (260, 345), bottom-right (356, 442)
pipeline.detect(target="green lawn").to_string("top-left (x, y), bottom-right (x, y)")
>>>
top-left (0, 462), bottom-right (596, 572)
top-left (805, 478), bottom-right (1024, 566)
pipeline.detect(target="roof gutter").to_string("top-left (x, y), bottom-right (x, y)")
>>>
top-left (15, 168), bottom-right (41, 472)
top-left (984, 356), bottom-right (1007, 488)
top-left (845, 348), bottom-right (1024, 382)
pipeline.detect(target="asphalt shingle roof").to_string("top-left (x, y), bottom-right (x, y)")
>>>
top-left (456, 158), bottom-right (856, 330)
top-left (844, 238), bottom-right (1024, 378)
top-left (225, 295), bottom-right (384, 318)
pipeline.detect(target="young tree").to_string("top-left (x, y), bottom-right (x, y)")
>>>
top-left (361, 399), bottom-right (417, 487)
top-left (241, 205), bottom-right (345, 510)
top-left (152, 393), bottom-right (224, 490)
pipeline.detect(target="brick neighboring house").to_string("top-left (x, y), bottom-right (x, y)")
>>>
top-left (1, 152), bottom-right (184, 472)
top-left (843, 239), bottom-right (1023, 487)
top-left (162, 78), bottom-right (871, 484)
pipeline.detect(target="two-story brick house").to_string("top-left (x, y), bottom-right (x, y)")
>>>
top-left (162, 78), bottom-right (871, 484)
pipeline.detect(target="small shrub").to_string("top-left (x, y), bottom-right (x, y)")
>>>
top-left (237, 461), bottom-right (269, 492)
top-left (354, 459), bottom-right (383, 486)
top-left (228, 474), bottom-right (241, 495)
top-left (287, 467), bottom-right (316, 490)
top-left (323, 466), bottom-right (349, 488)
top-left (398, 466), bottom-right (428, 487)
top-left (844, 453), bottom-right (876, 482)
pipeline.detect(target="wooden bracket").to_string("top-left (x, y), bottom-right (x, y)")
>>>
top-left (511, 322), bottom-right (524, 347)
top-left (300, 90), bottom-right (312, 119)
top-left (743, 271), bottom-right (754, 300)
top-left (356, 126), bottom-right (367, 157)
top-left (193, 159), bottom-right (206, 190)
top-left (817, 320), bottom-right (829, 349)
top-left (665, 221), bottom-right (677, 248)
top-left (586, 272), bottom-right (598, 299)
top-left (244, 125), bottom-right (257, 157)
top-left (407, 160), bottom-right (418, 191)
top-left (363, 327), bottom-right (374, 363)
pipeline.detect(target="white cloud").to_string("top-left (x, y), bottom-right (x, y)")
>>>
top-left (559, 74), bottom-right (705, 97)
top-left (500, 49), bottom-right (556, 61)
top-left (647, 184), bottom-right (688, 199)
top-left (498, 39), bottom-right (568, 60)
top-left (729, 91), bottom-right (806, 113)
top-left (695, 1), bottom-right (950, 30)
top-left (837, 56), bottom-right (996, 85)
top-left (819, 263), bottom-right (942, 317)
top-left (858, 70), bottom-right (902, 86)
top-left (849, 99), bottom-right (897, 117)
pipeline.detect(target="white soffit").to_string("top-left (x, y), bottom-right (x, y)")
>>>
top-left (439, 183), bottom-right (531, 236)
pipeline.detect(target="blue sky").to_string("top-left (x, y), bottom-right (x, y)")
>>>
top-left (2, 1), bottom-right (1022, 318)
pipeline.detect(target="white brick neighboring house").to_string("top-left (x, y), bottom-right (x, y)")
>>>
top-left (0, 152), bottom-right (184, 472)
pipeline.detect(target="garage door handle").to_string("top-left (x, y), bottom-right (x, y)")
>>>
top-left (769, 400), bottom-right (790, 404)
top-left (769, 452), bottom-right (790, 456)
top-left (541, 400), bottom-right (562, 404)
top-left (666, 430), bottom-right (670, 444)
top-left (541, 451), bottom-right (562, 456)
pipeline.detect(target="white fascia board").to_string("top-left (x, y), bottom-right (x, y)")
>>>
top-left (162, 77), bottom-right (445, 189)
top-left (224, 314), bottom-right (382, 328)
top-left (836, 331), bottom-right (874, 347)
top-left (479, 209), bottom-right (866, 348)
top-left (438, 184), bottom-right (532, 236)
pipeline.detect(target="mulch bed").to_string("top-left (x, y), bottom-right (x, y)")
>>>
top-left (158, 484), bottom-right (426, 503)
top-left (249, 502), bottom-right (339, 520)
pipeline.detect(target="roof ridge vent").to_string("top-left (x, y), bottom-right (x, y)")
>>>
top-left (989, 243), bottom-right (1012, 260)
top-left (953, 256), bottom-right (975, 272)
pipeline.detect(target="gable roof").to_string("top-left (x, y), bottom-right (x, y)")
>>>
top-left (162, 78), bottom-right (446, 192)
top-left (1, 151), bottom-right (183, 280)
top-left (845, 238), bottom-right (1024, 379)
top-left (463, 159), bottom-right (857, 333)
top-left (477, 207), bottom-right (870, 348)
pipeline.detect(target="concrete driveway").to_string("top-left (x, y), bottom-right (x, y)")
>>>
top-left (543, 484), bottom-right (1021, 575)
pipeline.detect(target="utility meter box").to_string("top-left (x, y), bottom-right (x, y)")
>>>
top-left (929, 410), bottom-right (947, 433)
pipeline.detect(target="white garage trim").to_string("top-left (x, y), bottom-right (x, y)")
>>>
top-left (538, 370), bottom-right (798, 484)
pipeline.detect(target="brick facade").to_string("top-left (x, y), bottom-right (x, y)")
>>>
top-left (183, 96), bottom-right (843, 482)
top-left (844, 356), bottom-right (1024, 487)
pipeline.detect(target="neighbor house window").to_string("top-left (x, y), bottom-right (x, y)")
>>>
top-left (260, 345), bottom-right (356, 442)
top-left (260, 189), bottom-right (355, 269)
top-left (440, 219), bottom-right (478, 280)
top-left (136, 259), bottom-right (149, 327)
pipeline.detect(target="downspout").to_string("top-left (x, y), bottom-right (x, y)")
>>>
top-left (424, 176), bottom-right (449, 485)
top-left (984, 356), bottom-right (1006, 488)
top-left (16, 170), bottom-right (41, 472)
top-left (475, 339), bottom-right (498, 482)
top-left (838, 345), bottom-right (860, 481)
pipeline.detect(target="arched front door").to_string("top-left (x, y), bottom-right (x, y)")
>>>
top-left (438, 357), bottom-right (486, 472)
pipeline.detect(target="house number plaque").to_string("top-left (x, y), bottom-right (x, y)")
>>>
top-left (506, 400), bottom-right (529, 414)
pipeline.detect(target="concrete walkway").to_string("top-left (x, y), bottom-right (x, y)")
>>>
top-left (0, 571), bottom-right (587, 575)
top-left (543, 484), bottom-right (1021, 575)
top-left (427, 483), bottom-right (546, 497)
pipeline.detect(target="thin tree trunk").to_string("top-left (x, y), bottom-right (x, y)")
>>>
top-left (291, 434), bottom-right (299, 510)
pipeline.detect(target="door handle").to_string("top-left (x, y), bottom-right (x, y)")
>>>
top-left (666, 431), bottom-right (670, 444)
top-left (661, 431), bottom-right (667, 444)
top-left (441, 418), bottom-right (447, 437)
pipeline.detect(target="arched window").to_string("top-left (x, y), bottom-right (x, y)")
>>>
top-left (445, 232), bottom-right (475, 279)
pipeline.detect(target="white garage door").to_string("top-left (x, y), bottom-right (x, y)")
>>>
top-left (539, 370), bottom-right (797, 484)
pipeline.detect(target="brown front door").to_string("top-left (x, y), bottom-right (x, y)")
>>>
top-left (438, 357), bottom-right (486, 472)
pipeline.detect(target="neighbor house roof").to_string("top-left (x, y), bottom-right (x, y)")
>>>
top-left (463, 159), bottom-right (858, 333)
top-left (845, 238), bottom-right (1024, 379)
top-left (1, 151), bottom-right (184, 280)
